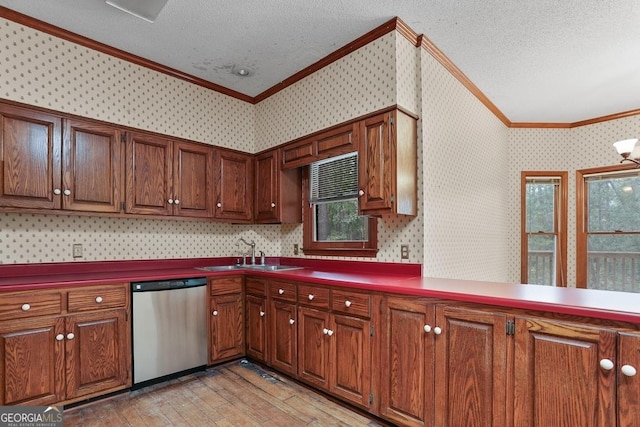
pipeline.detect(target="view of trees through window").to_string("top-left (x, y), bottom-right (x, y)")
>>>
top-left (315, 200), bottom-right (368, 242)
top-left (586, 172), bottom-right (640, 292)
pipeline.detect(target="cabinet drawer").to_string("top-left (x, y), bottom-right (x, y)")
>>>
top-left (297, 284), bottom-right (329, 309)
top-left (0, 291), bottom-right (62, 320)
top-left (245, 277), bottom-right (266, 297)
top-left (67, 284), bottom-right (127, 312)
top-left (269, 281), bottom-right (297, 302)
top-left (331, 289), bottom-right (371, 318)
top-left (210, 276), bottom-right (243, 296)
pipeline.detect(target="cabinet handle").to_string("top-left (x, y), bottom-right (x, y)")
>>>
top-left (21, 303), bottom-right (31, 311)
top-left (174, 199), bottom-right (180, 205)
top-left (217, 202), bottom-right (222, 208)
top-left (621, 365), bottom-right (637, 377)
top-left (308, 294), bottom-right (314, 301)
top-left (433, 326), bottom-right (442, 335)
top-left (212, 310), bottom-right (218, 316)
top-left (423, 325), bottom-right (432, 333)
top-left (344, 300), bottom-right (352, 308)
top-left (56, 334), bottom-right (64, 341)
top-left (599, 359), bottom-right (615, 371)
top-left (168, 199), bottom-right (174, 204)
top-left (271, 202), bottom-right (276, 208)
top-left (289, 318), bottom-right (295, 325)
top-left (63, 189), bottom-right (71, 196)
top-left (66, 333), bottom-right (75, 340)
top-left (278, 289), bottom-right (285, 295)
top-left (95, 296), bottom-right (103, 303)
top-left (259, 310), bottom-right (265, 317)
top-left (323, 328), bottom-right (329, 335)
top-left (358, 190), bottom-right (364, 197)
top-left (327, 329), bottom-right (334, 336)
top-left (53, 188), bottom-right (61, 195)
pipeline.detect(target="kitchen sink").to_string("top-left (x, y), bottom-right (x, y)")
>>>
top-left (198, 264), bottom-right (303, 272)
top-left (198, 265), bottom-right (243, 271)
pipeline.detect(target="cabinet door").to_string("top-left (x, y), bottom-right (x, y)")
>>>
top-left (65, 309), bottom-right (129, 401)
top-left (62, 119), bottom-right (123, 213)
top-left (330, 314), bottom-right (371, 409)
top-left (0, 104), bottom-right (62, 209)
top-left (0, 316), bottom-right (65, 405)
top-left (358, 112), bottom-right (391, 213)
top-left (125, 132), bottom-right (172, 215)
top-left (245, 295), bottom-right (268, 362)
top-left (254, 150), bottom-right (279, 223)
top-left (215, 150), bottom-right (253, 222)
top-left (269, 300), bottom-right (297, 375)
top-left (209, 292), bottom-right (245, 363)
top-left (380, 296), bottom-right (435, 427)
top-left (173, 141), bottom-right (214, 218)
top-left (434, 306), bottom-right (508, 427)
top-left (618, 331), bottom-right (640, 427)
top-left (514, 317), bottom-right (616, 427)
top-left (298, 306), bottom-right (330, 389)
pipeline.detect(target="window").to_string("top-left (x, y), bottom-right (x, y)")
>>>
top-left (521, 172), bottom-right (567, 286)
top-left (577, 166), bottom-right (640, 292)
top-left (303, 152), bottom-right (377, 257)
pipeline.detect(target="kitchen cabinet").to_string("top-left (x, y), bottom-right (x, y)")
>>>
top-left (280, 123), bottom-right (358, 169)
top-left (514, 317), bottom-right (618, 427)
top-left (268, 280), bottom-right (297, 375)
top-left (0, 284), bottom-right (130, 406)
top-left (358, 110), bottom-right (417, 216)
top-left (126, 132), bottom-right (214, 217)
top-left (617, 331), bottom-right (640, 427)
top-left (245, 277), bottom-right (268, 362)
top-left (214, 149), bottom-right (253, 222)
top-left (254, 149), bottom-right (301, 223)
top-left (208, 276), bottom-right (244, 364)
top-left (0, 104), bottom-right (123, 213)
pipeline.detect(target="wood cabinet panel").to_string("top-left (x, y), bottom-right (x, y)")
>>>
top-left (215, 150), bottom-right (253, 222)
top-left (0, 316), bottom-right (65, 405)
top-left (173, 141), bottom-right (214, 218)
top-left (67, 285), bottom-right (127, 312)
top-left (514, 317), bottom-right (617, 427)
top-left (281, 138), bottom-right (315, 169)
top-left (331, 289), bottom-right (370, 318)
top-left (0, 291), bottom-right (62, 321)
top-left (254, 150), bottom-right (301, 224)
top-left (245, 294), bottom-right (268, 362)
top-left (297, 284), bottom-right (330, 309)
top-left (316, 123), bottom-right (358, 160)
top-left (297, 306), bottom-right (330, 388)
top-left (618, 331), bottom-right (640, 427)
top-left (0, 104), bottom-right (62, 209)
top-left (62, 119), bottom-right (123, 213)
top-left (269, 300), bottom-right (297, 375)
top-left (209, 292), bottom-right (244, 363)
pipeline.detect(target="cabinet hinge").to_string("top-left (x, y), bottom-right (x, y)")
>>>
top-left (389, 115), bottom-right (394, 125)
top-left (121, 132), bottom-right (126, 143)
top-left (370, 326), bottom-right (374, 337)
top-left (120, 201), bottom-right (126, 211)
top-left (506, 320), bottom-right (515, 336)
top-left (369, 393), bottom-right (374, 404)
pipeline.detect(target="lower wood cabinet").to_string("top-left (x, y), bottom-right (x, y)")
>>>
top-left (0, 284), bottom-right (130, 406)
top-left (208, 276), bottom-right (244, 364)
top-left (245, 277), bottom-right (268, 363)
top-left (269, 299), bottom-right (297, 375)
top-left (618, 332), bottom-right (640, 427)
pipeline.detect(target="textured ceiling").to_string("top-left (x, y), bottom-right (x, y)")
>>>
top-left (1, 0), bottom-right (640, 123)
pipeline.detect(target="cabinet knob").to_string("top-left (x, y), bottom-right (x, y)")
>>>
top-left (344, 300), bottom-right (352, 308)
top-left (327, 329), bottom-right (334, 336)
top-left (323, 328), bottom-right (329, 335)
top-left (95, 296), bottom-right (103, 303)
top-left (168, 199), bottom-right (174, 204)
top-left (63, 189), bottom-right (71, 196)
top-left (212, 310), bottom-right (218, 316)
top-left (599, 359), bottom-right (615, 371)
top-left (423, 325), bottom-right (432, 333)
top-left (66, 333), bottom-right (75, 340)
top-left (174, 199), bottom-right (180, 205)
top-left (278, 289), bottom-right (285, 295)
top-left (56, 334), bottom-right (64, 341)
top-left (259, 310), bottom-right (265, 317)
top-left (217, 202), bottom-right (222, 208)
top-left (433, 326), bottom-right (442, 335)
top-left (308, 294), bottom-right (314, 301)
top-left (271, 202), bottom-right (276, 208)
top-left (21, 303), bottom-right (31, 311)
top-left (621, 365), bottom-right (637, 377)
top-left (358, 189), bottom-right (364, 197)
top-left (53, 188), bottom-right (61, 195)
top-left (289, 318), bottom-right (295, 325)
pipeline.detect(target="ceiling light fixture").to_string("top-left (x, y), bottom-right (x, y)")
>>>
top-left (613, 138), bottom-right (640, 167)
top-left (232, 66), bottom-right (253, 77)
top-left (105, 0), bottom-right (169, 23)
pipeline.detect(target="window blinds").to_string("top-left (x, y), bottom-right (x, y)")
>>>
top-left (309, 152), bottom-right (359, 204)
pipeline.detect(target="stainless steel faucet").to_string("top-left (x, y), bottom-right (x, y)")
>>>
top-left (238, 238), bottom-right (256, 265)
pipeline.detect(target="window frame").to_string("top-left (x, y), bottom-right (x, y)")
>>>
top-left (302, 166), bottom-right (378, 257)
top-left (576, 163), bottom-right (639, 288)
top-left (520, 171), bottom-right (568, 286)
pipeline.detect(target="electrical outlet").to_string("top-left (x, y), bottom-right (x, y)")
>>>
top-left (72, 244), bottom-right (83, 258)
top-left (293, 244), bottom-right (299, 255)
top-left (400, 244), bottom-right (409, 259)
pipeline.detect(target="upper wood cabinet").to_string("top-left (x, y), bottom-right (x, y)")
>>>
top-left (254, 149), bottom-right (301, 224)
top-left (0, 104), bottom-right (124, 213)
top-left (214, 150), bottom-right (253, 222)
top-left (281, 122), bottom-right (358, 169)
top-left (125, 132), bottom-right (214, 217)
top-left (359, 110), bottom-right (417, 216)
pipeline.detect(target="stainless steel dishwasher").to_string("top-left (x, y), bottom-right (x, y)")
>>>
top-left (131, 277), bottom-right (207, 388)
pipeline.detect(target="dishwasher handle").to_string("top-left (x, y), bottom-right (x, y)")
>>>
top-left (131, 277), bottom-right (207, 292)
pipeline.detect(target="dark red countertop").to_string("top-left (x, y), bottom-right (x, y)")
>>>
top-left (1, 258), bottom-right (639, 324)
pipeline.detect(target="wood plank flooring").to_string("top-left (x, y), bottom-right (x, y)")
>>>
top-left (63, 360), bottom-right (387, 426)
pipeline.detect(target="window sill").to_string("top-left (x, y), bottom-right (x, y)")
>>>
top-left (301, 248), bottom-right (378, 258)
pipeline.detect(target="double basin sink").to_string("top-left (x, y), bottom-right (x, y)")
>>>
top-left (198, 264), bottom-right (303, 272)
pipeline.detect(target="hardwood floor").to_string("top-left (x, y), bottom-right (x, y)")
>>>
top-left (64, 360), bottom-right (386, 426)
